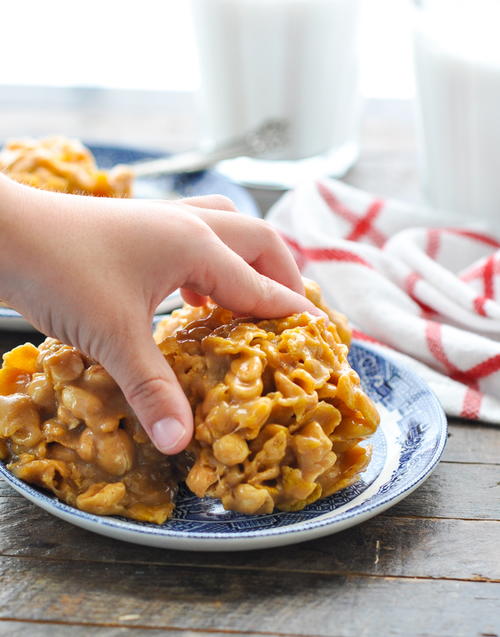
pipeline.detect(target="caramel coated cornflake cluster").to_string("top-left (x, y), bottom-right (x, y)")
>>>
top-left (0, 339), bottom-right (185, 524)
top-left (156, 290), bottom-right (379, 515)
top-left (0, 136), bottom-right (132, 197)
top-left (0, 282), bottom-right (379, 522)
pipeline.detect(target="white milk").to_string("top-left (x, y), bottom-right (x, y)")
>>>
top-left (414, 0), bottom-right (500, 221)
top-left (192, 0), bottom-right (360, 187)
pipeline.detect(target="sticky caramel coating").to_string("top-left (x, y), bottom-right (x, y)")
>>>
top-left (154, 279), bottom-right (352, 347)
top-left (0, 136), bottom-right (132, 197)
top-left (156, 286), bottom-right (379, 515)
top-left (0, 281), bottom-right (379, 521)
top-left (0, 340), bottom-right (185, 524)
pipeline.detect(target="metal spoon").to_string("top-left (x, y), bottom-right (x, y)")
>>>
top-left (129, 119), bottom-right (289, 178)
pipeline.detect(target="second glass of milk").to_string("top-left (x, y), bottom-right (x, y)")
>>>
top-left (414, 0), bottom-right (500, 222)
top-left (192, 0), bottom-right (360, 189)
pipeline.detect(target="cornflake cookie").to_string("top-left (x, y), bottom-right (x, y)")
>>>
top-left (155, 282), bottom-right (379, 515)
top-left (0, 136), bottom-right (132, 197)
top-left (0, 339), bottom-right (187, 524)
top-left (0, 281), bottom-right (379, 521)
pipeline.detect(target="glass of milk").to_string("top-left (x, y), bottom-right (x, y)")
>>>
top-left (191, 0), bottom-right (361, 189)
top-left (414, 0), bottom-right (500, 222)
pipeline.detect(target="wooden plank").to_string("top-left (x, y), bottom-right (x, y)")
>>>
top-left (0, 556), bottom-right (498, 637)
top-left (0, 620), bottom-right (231, 637)
top-left (386, 461), bottom-right (500, 520)
top-left (0, 484), bottom-right (17, 499)
top-left (1, 490), bottom-right (498, 581)
top-left (445, 421), bottom-right (500, 465)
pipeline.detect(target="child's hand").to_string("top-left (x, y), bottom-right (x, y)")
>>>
top-left (0, 177), bottom-right (321, 454)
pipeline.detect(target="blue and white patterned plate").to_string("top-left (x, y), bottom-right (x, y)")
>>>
top-left (0, 143), bottom-right (260, 331)
top-left (0, 342), bottom-right (447, 551)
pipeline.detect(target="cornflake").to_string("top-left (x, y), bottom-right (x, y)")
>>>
top-left (0, 281), bottom-right (379, 521)
top-left (156, 281), bottom-right (379, 515)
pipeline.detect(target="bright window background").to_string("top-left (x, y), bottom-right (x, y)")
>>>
top-left (0, 0), bottom-right (414, 98)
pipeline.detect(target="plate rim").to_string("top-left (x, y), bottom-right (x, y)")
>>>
top-left (0, 341), bottom-right (448, 549)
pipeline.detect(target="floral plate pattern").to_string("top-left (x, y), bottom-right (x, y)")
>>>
top-left (0, 341), bottom-right (447, 551)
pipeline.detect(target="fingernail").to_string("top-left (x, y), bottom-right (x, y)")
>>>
top-left (151, 417), bottom-right (186, 454)
top-left (308, 306), bottom-right (329, 320)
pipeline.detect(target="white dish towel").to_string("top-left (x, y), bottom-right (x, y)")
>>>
top-left (267, 178), bottom-right (500, 423)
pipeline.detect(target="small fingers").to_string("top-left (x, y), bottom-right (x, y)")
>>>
top-left (185, 236), bottom-right (322, 319)
top-left (180, 194), bottom-right (238, 212)
top-left (180, 288), bottom-right (208, 307)
top-left (192, 210), bottom-right (304, 295)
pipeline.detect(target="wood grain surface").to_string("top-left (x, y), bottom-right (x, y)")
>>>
top-left (0, 92), bottom-right (498, 637)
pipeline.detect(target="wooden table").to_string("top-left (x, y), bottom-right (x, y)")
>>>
top-left (0, 90), bottom-right (499, 637)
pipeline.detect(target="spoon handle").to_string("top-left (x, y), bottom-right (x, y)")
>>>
top-left (130, 119), bottom-right (288, 178)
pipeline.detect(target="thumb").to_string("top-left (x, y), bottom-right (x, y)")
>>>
top-left (100, 326), bottom-right (193, 455)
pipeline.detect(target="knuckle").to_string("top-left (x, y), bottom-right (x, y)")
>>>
top-left (123, 376), bottom-right (172, 411)
top-left (188, 257), bottom-right (218, 297)
top-left (256, 218), bottom-right (282, 244)
top-left (185, 215), bottom-right (213, 242)
top-left (241, 273), bottom-right (282, 317)
top-left (210, 194), bottom-right (238, 212)
top-left (256, 272), bottom-right (277, 300)
top-left (89, 320), bottom-right (134, 365)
